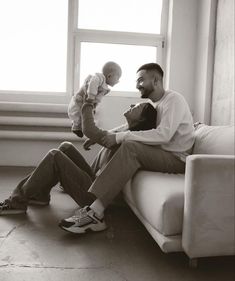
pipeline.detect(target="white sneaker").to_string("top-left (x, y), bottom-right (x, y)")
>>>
top-left (59, 206), bottom-right (107, 234)
top-left (28, 197), bottom-right (49, 206)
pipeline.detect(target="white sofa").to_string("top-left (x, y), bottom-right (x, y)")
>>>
top-left (123, 124), bottom-right (235, 264)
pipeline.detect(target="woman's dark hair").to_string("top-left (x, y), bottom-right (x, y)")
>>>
top-left (129, 103), bottom-right (157, 131)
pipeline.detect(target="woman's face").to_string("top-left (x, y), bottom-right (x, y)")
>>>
top-left (123, 103), bottom-right (147, 126)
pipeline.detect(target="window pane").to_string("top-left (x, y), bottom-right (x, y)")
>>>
top-left (78, 0), bottom-right (163, 34)
top-left (80, 43), bottom-right (157, 92)
top-left (0, 0), bottom-right (68, 92)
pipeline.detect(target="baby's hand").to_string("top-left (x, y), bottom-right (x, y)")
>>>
top-left (85, 98), bottom-right (95, 104)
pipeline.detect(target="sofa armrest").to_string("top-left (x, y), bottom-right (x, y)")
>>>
top-left (182, 154), bottom-right (235, 258)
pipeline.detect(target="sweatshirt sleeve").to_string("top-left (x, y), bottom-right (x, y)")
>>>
top-left (109, 123), bottom-right (129, 133)
top-left (81, 103), bottom-right (107, 145)
top-left (115, 94), bottom-right (187, 145)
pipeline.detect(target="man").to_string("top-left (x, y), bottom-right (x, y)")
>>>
top-left (59, 63), bottom-right (195, 234)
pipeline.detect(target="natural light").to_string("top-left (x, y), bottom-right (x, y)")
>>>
top-left (0, 0), bottom-right (68, 92)
top-left (78, 0), bottom-right (163, 92)
top-left (78, 0), bottom-right (163, 34)
top-left (0, 0), bottom-right (163, 94)
top-left (80, 43), bottom-right (157, 92)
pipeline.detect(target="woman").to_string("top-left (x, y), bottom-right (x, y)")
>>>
top-left (81, 101), bottom-right (157, 176)
top-left (0, 102), bottom-right (157, 215)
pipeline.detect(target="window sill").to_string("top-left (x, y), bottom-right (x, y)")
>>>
top-left (0, 101), bottom-right (68, 114)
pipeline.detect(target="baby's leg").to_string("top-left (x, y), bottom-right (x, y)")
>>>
top-left (69, 96), bottom-right (84, 137)
top-left (72, 118), bottom-right (83, 138)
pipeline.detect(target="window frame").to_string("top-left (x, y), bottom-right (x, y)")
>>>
top-left (74, 0), bottom-right (168, 97)
top-left (0, 0), bottom-right (169, 112)
top-left (0, 0), bottom-right (74, 112)
top-left (74, 29), bottom-right (164, 97)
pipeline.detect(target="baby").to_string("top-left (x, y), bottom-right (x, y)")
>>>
top-left (68, 61), bottom-right (122, 137)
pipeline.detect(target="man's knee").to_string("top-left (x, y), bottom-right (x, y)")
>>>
top-left (58, 141), bottom-right (73, 152)
top-left (120, 140), bottom-right (141, 152)
top-left (49, 149), bottom-right (65, 163)
top-left (118, 141), bottom-right (144, 159)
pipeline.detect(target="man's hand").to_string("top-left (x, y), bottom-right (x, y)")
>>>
top-left (101, 133), bottom-right (117, 148)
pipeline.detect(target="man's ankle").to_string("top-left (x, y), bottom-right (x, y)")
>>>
top-left (90, 199), bottom-right (105, 217)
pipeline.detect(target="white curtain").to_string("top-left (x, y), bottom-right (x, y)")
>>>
top-left (211, 0), bottom-right (234, 125)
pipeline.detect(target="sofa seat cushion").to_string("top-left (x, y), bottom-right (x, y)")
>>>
top-left (193, 125), bottom-right (234, 155)
top-left (123, 171), bottom-right (185, 236)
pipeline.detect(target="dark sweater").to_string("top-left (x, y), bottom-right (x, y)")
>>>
top-left (81, 103), bottom-right (107, 145)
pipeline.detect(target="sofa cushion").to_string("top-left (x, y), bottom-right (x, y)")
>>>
top-left (193, 124), bottom-right (234, 155)
top-left (123, 171), bottom-right (185, 236)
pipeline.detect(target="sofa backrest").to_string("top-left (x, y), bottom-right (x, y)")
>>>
top-left (192, 125), bottom-right (235, 155)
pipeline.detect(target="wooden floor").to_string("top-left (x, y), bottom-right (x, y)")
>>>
top-left (0, 167), bottom-right (234, 281)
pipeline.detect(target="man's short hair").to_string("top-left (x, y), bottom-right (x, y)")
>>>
top-left (137, 63), bottom-right (164, 78)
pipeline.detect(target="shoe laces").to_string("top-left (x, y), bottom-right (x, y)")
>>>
top-left (72, 206), bottom-right (91, 220)
top-left (0, 200), bottom-right (11, 210)
top-left (74, 207), bottom-right (82, 216)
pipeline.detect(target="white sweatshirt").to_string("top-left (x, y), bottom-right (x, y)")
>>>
top-left (115, 90), bottom-right (195, 161)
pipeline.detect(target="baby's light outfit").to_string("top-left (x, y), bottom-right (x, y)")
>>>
top-left (68, 73), bottom-right (110, 135)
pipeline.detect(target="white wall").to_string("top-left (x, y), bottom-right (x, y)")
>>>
top-left (0, 139), bottom-right (100, 167)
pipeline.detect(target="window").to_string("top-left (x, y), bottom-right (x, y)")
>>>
top-left (0, 0), bottom-right (68, 104)
top-left (80, 43), bottom-right (157, 92)
top-left (75, 0), bottom-right (166, 95)
top-left (0, 0), bottom-right (167, 106)
top-left (78, 0), bottom-right (162, 34)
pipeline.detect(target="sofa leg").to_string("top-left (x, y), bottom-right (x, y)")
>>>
top-left (189, 258), bottom-right (198, 268)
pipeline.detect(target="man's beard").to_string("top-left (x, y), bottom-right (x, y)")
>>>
top-left (139, 86), bottom-right (153, 98)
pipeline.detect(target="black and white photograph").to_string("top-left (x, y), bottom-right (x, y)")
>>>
top-left (0, 0), bottom-right (234, 280)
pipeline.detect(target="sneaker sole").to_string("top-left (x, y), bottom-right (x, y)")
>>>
top-left (28, 200), bottom-right (49, 206)
top-left (59, 221), bottom-right (107, 234)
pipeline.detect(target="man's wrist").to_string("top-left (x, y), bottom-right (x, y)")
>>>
top-left (115, 132), bottom-right (127, 144)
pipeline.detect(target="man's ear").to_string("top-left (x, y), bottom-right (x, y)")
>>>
top-left (153, 76), bottom-right (158, 86)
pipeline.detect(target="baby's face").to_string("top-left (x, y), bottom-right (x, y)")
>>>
top-left (106, 70), bottom-right (121, 87)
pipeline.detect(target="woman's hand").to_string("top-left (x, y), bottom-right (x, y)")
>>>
top-left (101, 133), bottom-right (117, 148)
top-left (83, 138), bottom-right (96, 150)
